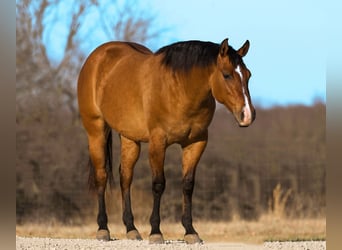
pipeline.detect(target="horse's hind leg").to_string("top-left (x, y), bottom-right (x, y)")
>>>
top-left (181, 132), bottom-right (208, 244)
top-left (119, 135), bottom-right (142, 240)
top-left (85, 118), bottom-right (112, 241)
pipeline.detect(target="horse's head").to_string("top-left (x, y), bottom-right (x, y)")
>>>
top-left (210, 38), bottom-right (256, 127)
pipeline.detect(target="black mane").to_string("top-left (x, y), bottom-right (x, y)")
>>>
top-left (155, 41), bottom-right (219, 72)
top-left (155, 40), bottom-right (243, 72)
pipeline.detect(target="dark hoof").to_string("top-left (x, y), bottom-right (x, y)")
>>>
top-left (149, 234), bottom-right (164, 244)
top-left (127, 229), bottom-right (142, 240)
top-left (184, 234), bottom-right (203, 244)
top-left (96, 229), bottom-right (110, 241)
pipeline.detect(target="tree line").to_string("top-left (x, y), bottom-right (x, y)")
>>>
top-left (16, 101), bottom-right (325, 224)
top-left (16, 0), bottom-right (325, 224)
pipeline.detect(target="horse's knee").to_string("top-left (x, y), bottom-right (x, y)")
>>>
top-left (152, 180), bottom-right (165, 196)
top-left (183, 177), bottom-right (194, 195)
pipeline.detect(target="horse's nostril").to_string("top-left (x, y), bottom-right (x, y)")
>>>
top-left (240, 110), bottom-right (245, 121)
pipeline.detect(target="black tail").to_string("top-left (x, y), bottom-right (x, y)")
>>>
top-left (88, 129), bottom-right (114, 191)
top-left (105, 129), bottom-right (115, 188)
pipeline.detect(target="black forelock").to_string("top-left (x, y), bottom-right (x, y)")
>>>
top-left (226, 46), bottom-right (243, 67)
top-left (155, 40), bottom-right (244, 72)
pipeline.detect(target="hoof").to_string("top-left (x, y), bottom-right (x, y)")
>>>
top-left (127, 229), bottom-right (142, 240)
top-left (96, 229), bottom-right (110, 241)
top-left (184, 234), bottom-right (203, 244)
top-left (149, 234), bottom-right (164, 244)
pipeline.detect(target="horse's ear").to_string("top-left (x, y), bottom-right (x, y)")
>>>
top-left (219, 38), bottom-right (229, 56)
top-left (237, 40), bottom-right (250, 57)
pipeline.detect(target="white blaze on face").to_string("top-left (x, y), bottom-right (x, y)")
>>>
top-left (235, 65), bottom-right (252, 123)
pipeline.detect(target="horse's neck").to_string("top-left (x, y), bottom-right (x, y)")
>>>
top-left (186, 68), bottom-right (212, 97)
top-left (173, 69), bottom-right (214, 111)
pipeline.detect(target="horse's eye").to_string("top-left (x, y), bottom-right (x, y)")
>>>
top-left (223, 73), bottom-right (232, 80)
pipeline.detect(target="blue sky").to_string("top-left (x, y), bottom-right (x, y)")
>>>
top-left (144, 0), bottom-right (327, 107)
top-left (47, 0), bottom-right (328, 107)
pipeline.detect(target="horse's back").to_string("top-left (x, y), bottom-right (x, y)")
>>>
top-left (77, 42), bottom-right (153, 140)
top-left (78, 41), bottom-right (152, 97)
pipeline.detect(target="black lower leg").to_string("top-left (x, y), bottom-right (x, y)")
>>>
top-left (150, 178), bottom-right (165, 235)
top-left (122, 192), bottom-right (137, 232)
top-left (97, 191), bottom-right (108, 230)
top-left (182, 176), bottom-right (197, 235)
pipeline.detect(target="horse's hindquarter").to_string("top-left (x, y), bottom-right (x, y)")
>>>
top-left (78, 42), bottom-right (152, 141)
top-left (98, 43), bottom-right (153, 141)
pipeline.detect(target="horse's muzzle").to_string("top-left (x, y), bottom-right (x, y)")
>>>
top-left (236, 108), bottom-right (256, 127)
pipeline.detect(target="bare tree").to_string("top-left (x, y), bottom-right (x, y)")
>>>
top-left (98, 0), bottom-right (159, 43)
top-left (16, 0), bottom-right (161, 223)
top-left (17, 0), bottom-right (90, 120)
top-left (16, 0), bottom-right (160, 121)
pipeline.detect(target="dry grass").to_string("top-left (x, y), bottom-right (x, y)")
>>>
top-left (195, 216), bottom-right (326, 243)
top-left (16, 215), bottom-right (325, 244)
top-left (269, 183), bottom-right (293, 219)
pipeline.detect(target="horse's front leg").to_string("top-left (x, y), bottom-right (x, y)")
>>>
top-left (148, 130), bottom-right (166, 244)
top-left (181, 131), bottom-right (208, 244)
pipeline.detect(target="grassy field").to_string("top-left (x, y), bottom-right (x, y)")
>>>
top-left (16, 215), bottom-right (325, 244)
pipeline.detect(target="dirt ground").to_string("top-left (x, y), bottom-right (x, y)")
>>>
top-left (16, 216), bottom-right (325, 244)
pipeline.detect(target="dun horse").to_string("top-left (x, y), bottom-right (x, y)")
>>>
top-left (77, 38), bottom-right (255, 244)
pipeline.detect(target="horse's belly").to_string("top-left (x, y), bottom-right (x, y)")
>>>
top-left (104, 110), bottom-right (149, 141)
top-left (100, 93), bottom-right (149, 141)
top-left (164, 121), bottom-right (208, 144)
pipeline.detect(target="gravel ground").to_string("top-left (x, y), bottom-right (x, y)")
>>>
top-left (16, 236), bottom-right (326, 250)
top-left (16, 236), bottom-right (262, 250)
top-left (263, 241), bottom-right (326, 250)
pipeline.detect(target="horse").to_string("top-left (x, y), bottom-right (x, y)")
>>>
top-left (77, 38), bottom-right (255, 244)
